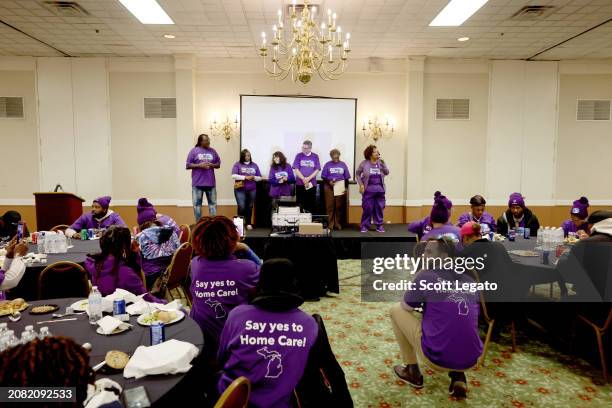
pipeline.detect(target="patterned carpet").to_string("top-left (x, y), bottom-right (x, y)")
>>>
top-left (301, 260), bottom-right (612, 408)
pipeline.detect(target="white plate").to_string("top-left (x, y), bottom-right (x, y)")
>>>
top-left (70, 299), bottom-right (89, 312)
top-left (137, 310), bottom-right (185, 326)
top-left (96, 323), bottom-right (131, 336)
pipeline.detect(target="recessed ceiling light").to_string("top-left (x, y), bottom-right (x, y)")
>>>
top-left (163, 34), bottom-right (175, 39)
top-left (429, 0), bottom-right (489, 27)
top-left (118, 0), bottom-right (174, 25)
top-left (457, 37), bottom-right (470, 42)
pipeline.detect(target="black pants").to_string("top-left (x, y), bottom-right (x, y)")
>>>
top-left (296, 184), bottom-right (316, 214)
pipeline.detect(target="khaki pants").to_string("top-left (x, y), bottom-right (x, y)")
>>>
top-left (389, 303), bottom-right (453, 372)
top-left (323, 183), bottom-right (346, 229)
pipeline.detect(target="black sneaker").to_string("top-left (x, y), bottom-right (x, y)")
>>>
top-left (393, 364), bottom-right (424, 388)
top-left (448, 371), bottom-right (468, 398)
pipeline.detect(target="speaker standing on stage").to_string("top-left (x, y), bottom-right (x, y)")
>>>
top-left (321, 149), bottom-right (351, 230)
top-left (357, 145), bottom-right (389, 233)
top-left (292, 140), bottom-right (321, 214)
top-left (231, 149), bottom-right (262, 230)
top-left (186, 134), bottom-right (221, 221)
top-left (268, 151), bottom-right (296, 212)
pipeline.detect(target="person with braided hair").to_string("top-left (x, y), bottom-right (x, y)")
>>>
top-left (189, 216), bottom-right (261, 358)
top-left (84, 226), bottom-right (162, 303)
top-left (0, 336), bottom-right (94, 406)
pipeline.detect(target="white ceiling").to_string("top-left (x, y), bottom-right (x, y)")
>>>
top-left (0, 0), bottom-right (611, 60)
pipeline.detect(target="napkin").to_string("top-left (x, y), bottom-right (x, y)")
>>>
top-left (126, 299), bottom-right (182, 316)
top-left (84, 379), bottom-right (122, 408)
top-left (97, 315), bottom-right (131, 335)
top-left (123, 339), bottom-right (199, 379)
top-left (98, 289), bottom-right (141, 313)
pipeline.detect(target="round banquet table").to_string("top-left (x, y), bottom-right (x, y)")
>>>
top-left (4, 297), bottom-right (204, 406)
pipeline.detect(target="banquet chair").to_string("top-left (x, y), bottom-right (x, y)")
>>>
top-left (213, 376), bottom-right (250, 408)
top-left (574, 306), bottom-right (612, 383)
top-left (154, 242), bottom-right (193, 307)
top-left (50, 224), bottom-right (70, 233)
top-left (179, 224), bottom-right (191, 244)
top-left (38, 261), bottom-right (90, 300)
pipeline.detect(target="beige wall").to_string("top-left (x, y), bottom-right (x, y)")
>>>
top-left (0, 70), bottom-right (39, 199)
top-left (556, 74), bottom-right (612, 201)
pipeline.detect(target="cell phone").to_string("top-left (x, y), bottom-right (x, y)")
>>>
top-left (123, 386), bottom-right (151, 408)
top-left (233, 216), bottom-right (245, 238)
top-left (16, 221), bottom-right (25, 241)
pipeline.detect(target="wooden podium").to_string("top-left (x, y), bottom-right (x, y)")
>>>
top-left (33, 192), bottom-right (85, 231)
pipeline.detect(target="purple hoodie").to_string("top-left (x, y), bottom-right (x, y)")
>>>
top-left (321, 160), bottom-right (351, 182)
top-left (70, 211), bottom-right (126, 231)
top-left (268, 164), bottom-right (296, 198)
top-left (561, 219), bottom-right (589, 237)
top-left (408, 216), bottom-right (453, 239)
top-left (231, 162), bottom-right (262, 191)
top-left (186, 146), bottom-right (221, 187)
top-left (189, 256), bottom-right (260, 347)
top-left (457, 211), bottom-right (497, 233)
top-left (292, 152), bottom-right (321, 186)
top-left (217, 305), bottom-right (318, 408)
top-left (84, 255), bottom-right (161, 303)
top-left (356, 160), bottom-right (389, 192)
top-left (421, 224), bottom-right (462, 245)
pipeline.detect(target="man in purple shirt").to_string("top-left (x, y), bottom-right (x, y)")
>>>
top-left (186, 134), bottom-right (221, 221)
top-left (457, 195), bottom-right (496, 234)
top-left (292, 140), bottom-right (321, 214)
top-left (66, 196), bottom-right (126, 239)
top-left (390, 239), bottom-right (482, 399)
top-left (321, 149), bottom-right (351, 230)
top-left (217, 259), bottom-right (318, 408)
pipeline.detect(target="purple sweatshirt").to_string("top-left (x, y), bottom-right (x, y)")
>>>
top-left (70, 211), bottom-right (126, 231)
top-left (457, 211), bottom-right (497, 234)
top-left (321, 160), bottom-right (351, 182)
top-left (292, 152), bottom-right (321, 186)
top-left (217, 305), bottom-right (318, 408)
top-left (356, 160), bottom-right (389, 192)
top-left (408, 216), bottom-right (453, 239)
top-left (561, 219), bottom-right (589, 237)
top-left (421, 224), bottom-right (462, 245)
top-left (268, 164), bottom-right (296, 198)
top-left (84, 255), bottom-right (161, 303)
top-left (189, 256), bottom-right (260, 346)
top-left (186, 147), bottom-right (221, 187)
top-left (231, 162), bottom-right (262, 191)
top-left (405, 269), bottom-right (483, 370)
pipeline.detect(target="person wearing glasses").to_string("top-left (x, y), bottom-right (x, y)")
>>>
top-left (292, 140), bottom-right (321, 214)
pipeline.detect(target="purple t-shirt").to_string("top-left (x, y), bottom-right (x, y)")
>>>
top-left (292, 152), bottom-right (320, 186)
top-left (189, 256), bottom-right (260, 346)
top-left (70, 211), bottom-right (126, 231)
top-left (405, 269), bottom-right (483, 370)
top-left (231, 162), bottom-right (262, 191)
top-left (186, 147), bottom-right (221, 187)
top-left (321, 160), bottom-right (350, 182)
top-left (457, 211), bottom-right (497, 234)
top-left (268, 164), bottom-right (295, 198)
top-left (366, 164), bottom-right (384, 193)
top-left (217, 305), bottom-right (318, 408)
top-left (421, 225), bottom-right (462, 245)
top-left (561, 219), bottom-right (589, 237)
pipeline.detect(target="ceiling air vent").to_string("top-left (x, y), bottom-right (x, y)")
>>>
top-left (144, 98), bottom-right (176, 119)
top-left (0, 97), bottom-right (24, 118)
top-left (436, 99), bottom-right (469, 120)
top-left (41, 1), bottom-right (90, 18)
top-left (510, 6), bottom-right (555, 21)
top-left (576, 99), bottom-right (611, 121)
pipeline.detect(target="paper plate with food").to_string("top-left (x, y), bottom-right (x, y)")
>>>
top-left (29, 304), bottom-right (59, 315)
top-left (564, 236), bottom-right (579, 245)
top-left (0, 298), bottom-right (29, 317)
top-left (137, 309), bottom-right (185, 326)
top-left (70, 299), bottom-right (89, 312)
top-left (509, 250), bottom-right (540, 257)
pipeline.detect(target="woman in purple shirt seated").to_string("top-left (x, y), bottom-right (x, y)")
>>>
top-left (457, 195), bottom-right (496, 234)
top-left (321, 149), bottom-right (351, 230)
top-left (390, 238), bottom-right (482, 399)
top-left (189, 216), bottom-right (262, 359)
top-left (408, 191), bottom-right (453, 239)
top-left (217, 258), bottom-right (318, 408)
top-left (66, 196), bottom-right (126, 239)
top-left (356, 145), bottom-right (390, 233)
top-left (232, 149), bottom-right (263, 230)
top-left (84, 226), bottom-right (161, 303)
top-left (561, 196), bottom-right (590, 238)
top-left (268, 151), bottom-right (296, 212)
top-left (421, 198), bottom-right (462, 245)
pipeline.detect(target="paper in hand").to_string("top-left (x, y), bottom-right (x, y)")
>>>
top-left (333, 182), bottom-right (346, 196)
top-left (305, 181), bottom-right (313, 190)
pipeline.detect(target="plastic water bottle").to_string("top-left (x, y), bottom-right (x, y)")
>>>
top-left (0, 322), bottom-right (7, 337)
top-left (38, 326), bottom-right (52, 339)
top-left (536, 227), bottom-right (543, 247)
top-left (20, 325), bottom-right (37, 343)
top-left (37, 232), bottom-right (45, 253)
top-left (88, 286), bottom-right (103, 325)
top-left (4, 330), bottom-right (19, 349)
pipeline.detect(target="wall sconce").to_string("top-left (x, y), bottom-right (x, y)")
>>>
top-left (362, 114), bottom-right (394, 142)
top-left (210, 114), bottom-right (239, 141)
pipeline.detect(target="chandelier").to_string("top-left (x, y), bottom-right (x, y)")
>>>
top-left (258, 0), bottom-right (351, 84)
top-left (362, 115), bottom-right (394, 142)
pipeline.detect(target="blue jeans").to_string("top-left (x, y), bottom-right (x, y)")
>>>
top-left (234, 188), bottom-right (257, 226)
top-left (192, 186), bottom-right (217, 221)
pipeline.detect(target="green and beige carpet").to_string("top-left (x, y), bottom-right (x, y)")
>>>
top-left (301, 260), bottom-right (612, 407)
